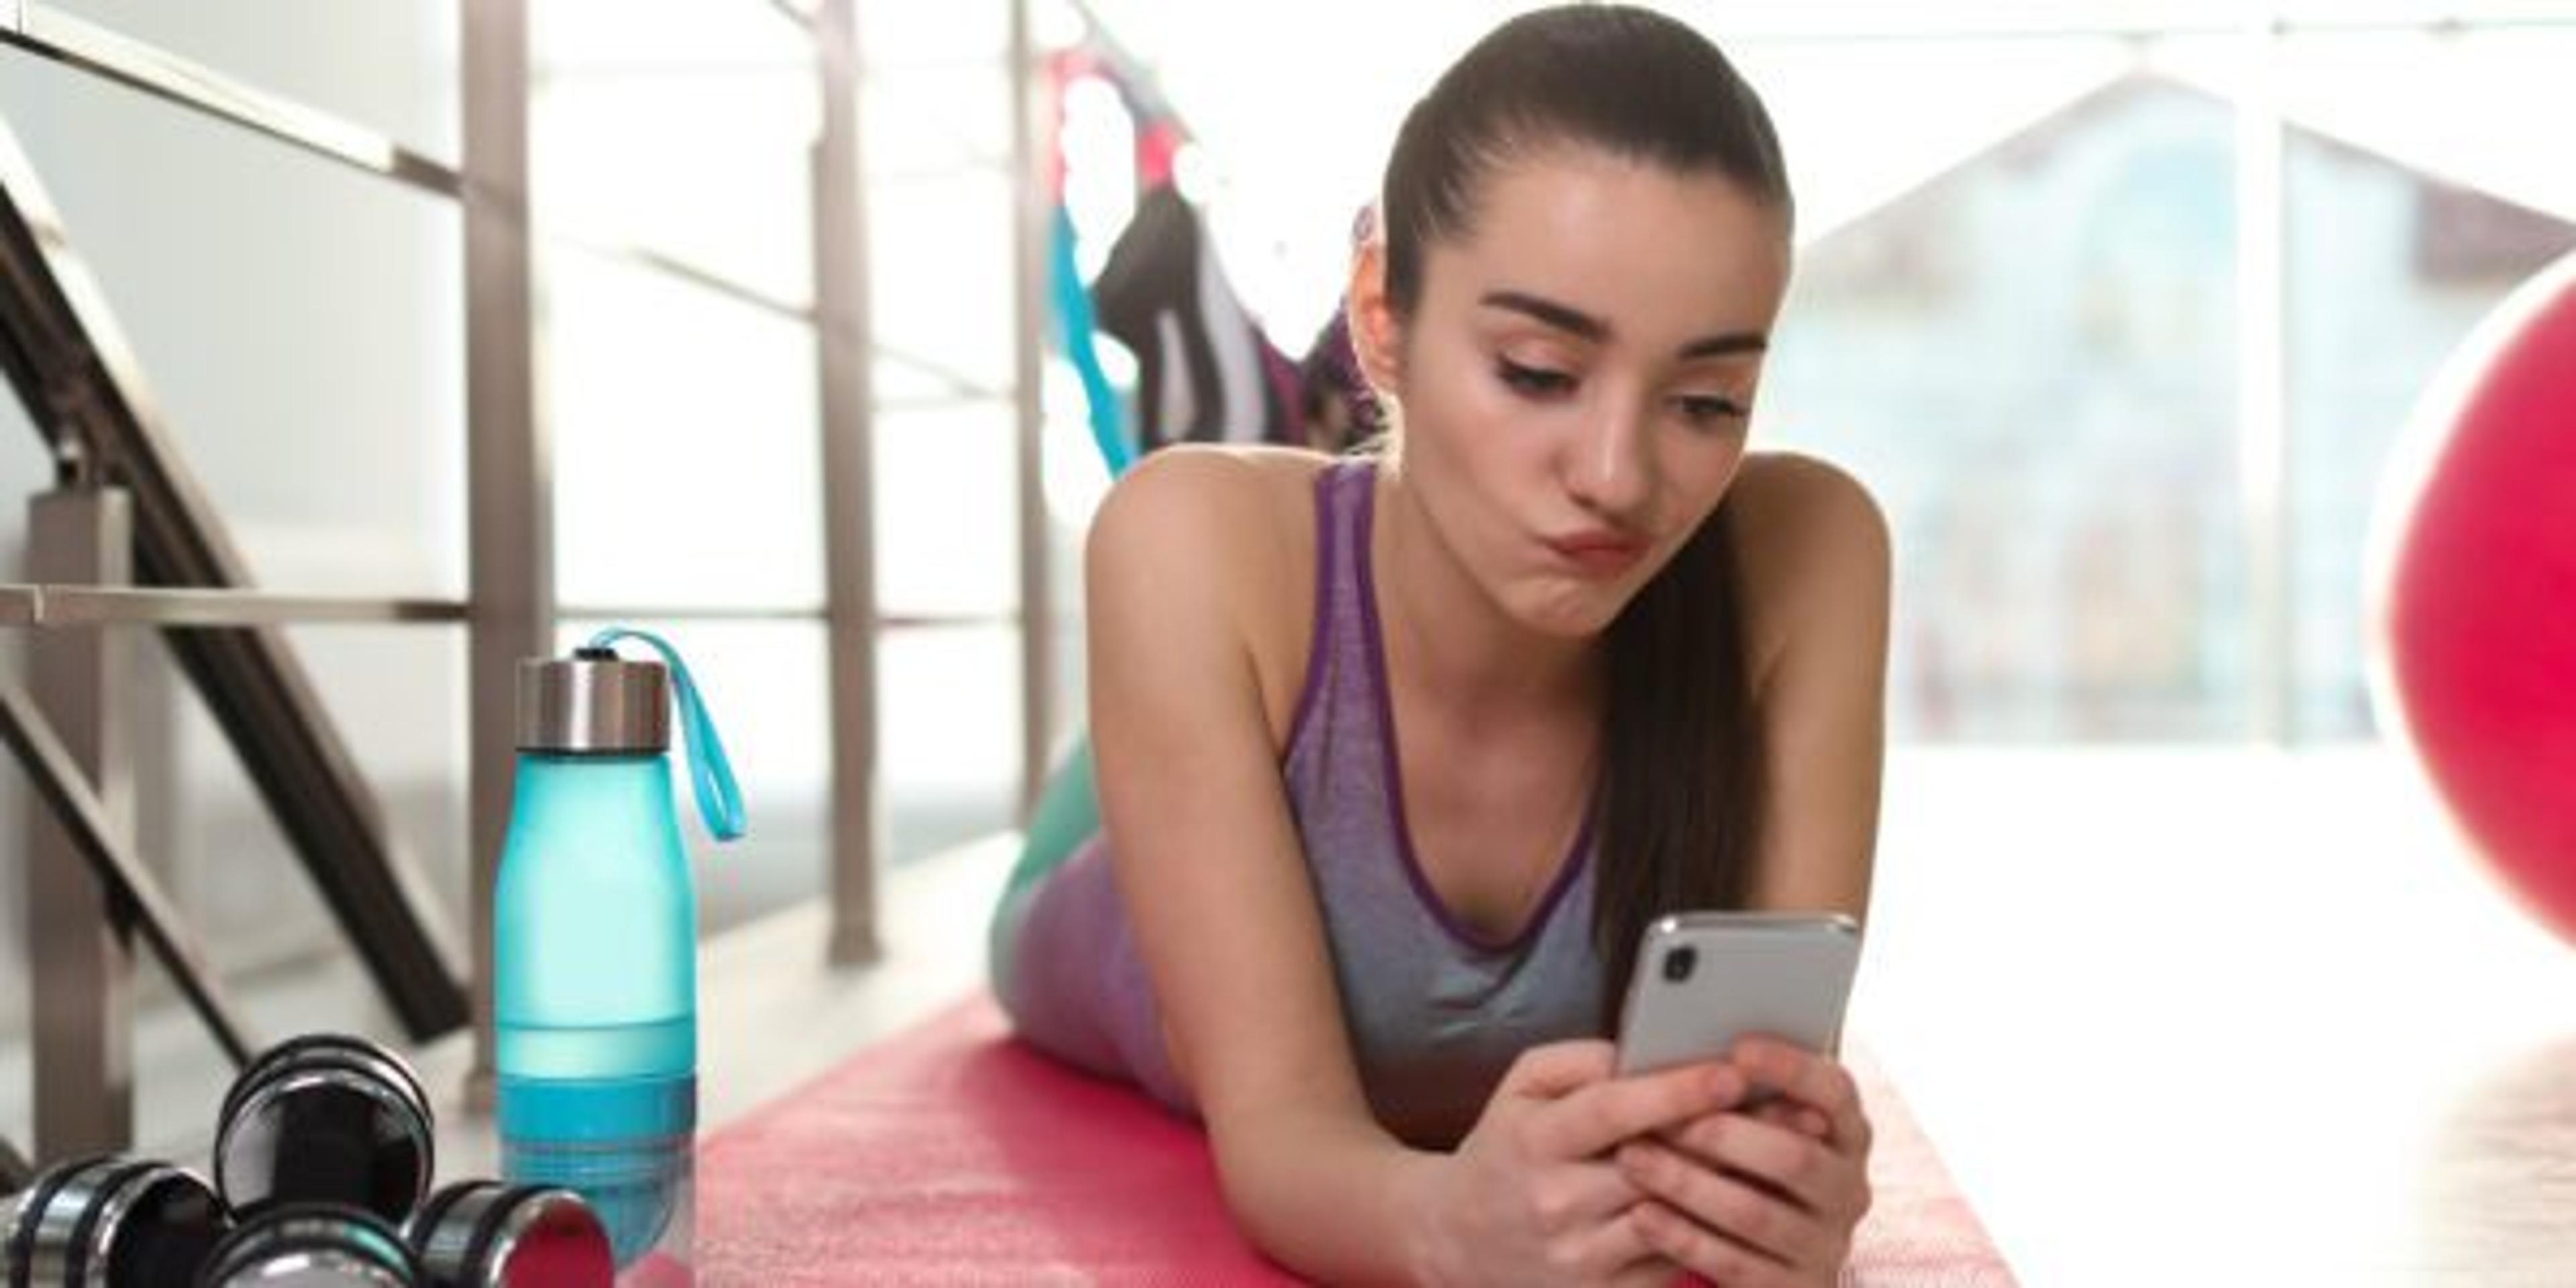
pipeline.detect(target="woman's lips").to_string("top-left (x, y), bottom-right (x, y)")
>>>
top-left (1542, 531), bottom-right (1648, 577)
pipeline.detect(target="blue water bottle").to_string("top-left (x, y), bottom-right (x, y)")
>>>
top-left (495, 629), bottom-right (744, 1283)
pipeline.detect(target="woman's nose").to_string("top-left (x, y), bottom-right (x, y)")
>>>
top-left (1563, 402), bottom-right (1652, 519)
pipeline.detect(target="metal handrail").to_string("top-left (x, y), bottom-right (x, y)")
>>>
top-left (0, 586), bottom-right (469, 627)
top-left (0, 672), bottom-right (256, 1066)
top-left (0, 5), bottom-right (462, 197)
top-left (876, 342), bottom-right (1009, 402)
top-left (560, 607), bottom-right (1020, 629)
top-left (0, 111), bottom-right (471, 1041)
top-left (0, 3), bottom-right (1016, 405)
top-left (0, 2), bottom-right (1018, 417)
top-left (0, 588), bottom-right (1030, 630)
top-left (551, 229), bottom-right (812, 324)
top-left (0, 4), bottom-right (818, 331)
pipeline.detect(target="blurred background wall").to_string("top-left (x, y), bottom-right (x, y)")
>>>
top-left (4, 0), bottom-right (2573, 1155)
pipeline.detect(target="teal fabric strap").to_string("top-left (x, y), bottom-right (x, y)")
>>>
top-left (587, 627), bottom-right (748, 843)
top-left (1051, 203), bottom-right (1136, 476)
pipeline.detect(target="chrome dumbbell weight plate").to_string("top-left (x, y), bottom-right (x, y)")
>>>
top-left (5, 1156), bottom-right (231, 1287)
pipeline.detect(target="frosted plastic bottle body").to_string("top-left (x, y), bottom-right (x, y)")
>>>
top-left (495, 751), bottom-right (698, 1281)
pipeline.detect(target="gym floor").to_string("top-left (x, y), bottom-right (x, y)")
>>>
top-left (25, 744), bottom-right (2575, 1286)
top-left (1854, 745), bottom-right (2576, 1287)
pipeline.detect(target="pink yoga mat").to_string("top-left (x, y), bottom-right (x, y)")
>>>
top-left (700, 996), bottom-right (2014, 1285)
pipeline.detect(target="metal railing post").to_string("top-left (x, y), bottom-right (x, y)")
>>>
top-left (815, 0), bottom-right (883, 966)
top-left (1011, 0), bottom-right (1056, 818)
top-left (462, 0), bottom-right (548, 1104)
top-left (23, 484), bottom-right (135, 1159)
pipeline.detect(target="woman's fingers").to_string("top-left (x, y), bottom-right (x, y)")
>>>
top-left (1533, 1061), bottom-right (1748, 1161)
top-left (1566, 1207), bottom-right (1669, 1284)
top-left (1501, 1039), bottom-right (1621, 1100)
top-left (1603, 1254), bottom-right (1686, 1288)
top-left (1631, 1199), bottom-right (1806, 1288)
top-left (1664, 1110), bottom-right (1854, 1216)
top-left (1748, 1098), bottom-right (1833, 1141)
top-left (1727, 1039), bottom-right (1872, 1156)
top-left (1617, 1140), bottom-right (1831, 1269)
top-left (1601, 1046), bottom-right (1872, 1284)
top-left (1522, 1159), bottom-right (1653, 1234)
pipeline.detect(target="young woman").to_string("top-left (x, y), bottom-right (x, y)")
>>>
top-left (989, 7), bottom-right (1890, 1284)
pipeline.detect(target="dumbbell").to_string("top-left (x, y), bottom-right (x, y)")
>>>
top-left (214, 1036), bottom-right (434, 1226)
top-left (195, 1203), bottom-right (419, 1286)
top-left (4, 1156), bottom-right (231, 1287)
top-left (7, 1030), bottom-right (614, 1286)
top-left (404, 1181), bottom-right (613, 1287)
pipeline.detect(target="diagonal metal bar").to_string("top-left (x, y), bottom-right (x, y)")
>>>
top-left (0, 6), bottom-right (821, 329)
top-left (0, 3), bottom-right (463, 197)
top-left (0, 5), bottom-right (994, 401)
top-left (0, 673), bottom-right (256, 1067)
top-left (0, 1132), bottom-right (28, 1193)
top-left (0, 117), bottom-right (468, 1040)
top-left (874, 339), bottom-right (1006, 402)
top-left (551, 227), bottom-right (814, 323)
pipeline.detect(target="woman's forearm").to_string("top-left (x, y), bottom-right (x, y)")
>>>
top-left (1208, 1102), bottom-right (1454, 1285)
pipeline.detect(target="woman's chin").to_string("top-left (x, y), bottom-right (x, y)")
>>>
top-left (1506, 584), bottom-right (1632, 641)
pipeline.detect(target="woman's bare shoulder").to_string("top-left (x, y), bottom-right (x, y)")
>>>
top-left (1089, 445), bottom-right (1330, 583)
top-left (1086, 445), bottom-right (1338, 735)
top-left (1093, 444), bottom-right (1329, 525)
top-left (1723, 451), bottom-right (1892, 688)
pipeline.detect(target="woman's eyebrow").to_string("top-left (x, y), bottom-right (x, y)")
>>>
top-left (1481, 289), bottom-right (1607, 341)
top-left (1480, 288), bottom-right (1768, 359)
top-left (1679, 331), bottom-right (1768, 360)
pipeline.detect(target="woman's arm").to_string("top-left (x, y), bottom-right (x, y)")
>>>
top-left (1086, 448), bottom-right (1436, 1281)
top-left (1087, 449), bottom-right (1735, 1286)
top-left (1730, 451), bottom-right (1893, 918)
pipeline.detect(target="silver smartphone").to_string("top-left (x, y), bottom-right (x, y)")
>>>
top-left (1613, 912), bottom-right (1863, 1077)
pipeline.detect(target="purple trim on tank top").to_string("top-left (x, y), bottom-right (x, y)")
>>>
top-left (1279, 463), bottom-right (1343, 758)
top-left (1352, 463), bottom-right (1596, 957)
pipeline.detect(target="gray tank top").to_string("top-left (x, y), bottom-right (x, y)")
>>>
top-left (1004, 457), bottom-right (1605, 1148)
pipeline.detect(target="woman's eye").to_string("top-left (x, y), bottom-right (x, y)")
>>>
top-left (1676, 393), bottom-right (1750, 427)
top-left (1496, 359), bottom-right (1576, 398)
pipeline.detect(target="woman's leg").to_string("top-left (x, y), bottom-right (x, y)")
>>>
top-left (985, 735), bottom-right (1100, 995)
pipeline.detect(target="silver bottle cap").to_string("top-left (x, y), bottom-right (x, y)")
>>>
top-left (516, 649), bottom-right (669, 753)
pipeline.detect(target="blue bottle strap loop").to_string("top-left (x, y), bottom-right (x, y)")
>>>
top-left (586, 628), bottom-right (747, 843)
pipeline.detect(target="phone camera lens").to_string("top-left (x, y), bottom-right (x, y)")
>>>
top-left (1662, 945), bottom-right (1697, 983)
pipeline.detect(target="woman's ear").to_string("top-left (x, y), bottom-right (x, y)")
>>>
top-left (1346, 238), bottom-right (1404, 394)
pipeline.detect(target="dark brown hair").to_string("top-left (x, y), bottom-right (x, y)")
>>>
top-left (1374, 5), bottom-right (1790, 1026)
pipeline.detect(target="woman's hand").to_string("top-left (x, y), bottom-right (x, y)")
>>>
top-left (1412, 1040), bottom-right (1750, 1287)
top-left (1613, 1039), bottom-right (1875, 1286)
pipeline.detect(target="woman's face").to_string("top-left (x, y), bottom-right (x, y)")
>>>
top-left (1358, 145), bottom-right (1792, 639)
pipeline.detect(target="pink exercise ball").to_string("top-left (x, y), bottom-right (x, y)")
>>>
top-left (2370, 251), bottom-right (2576, 945)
